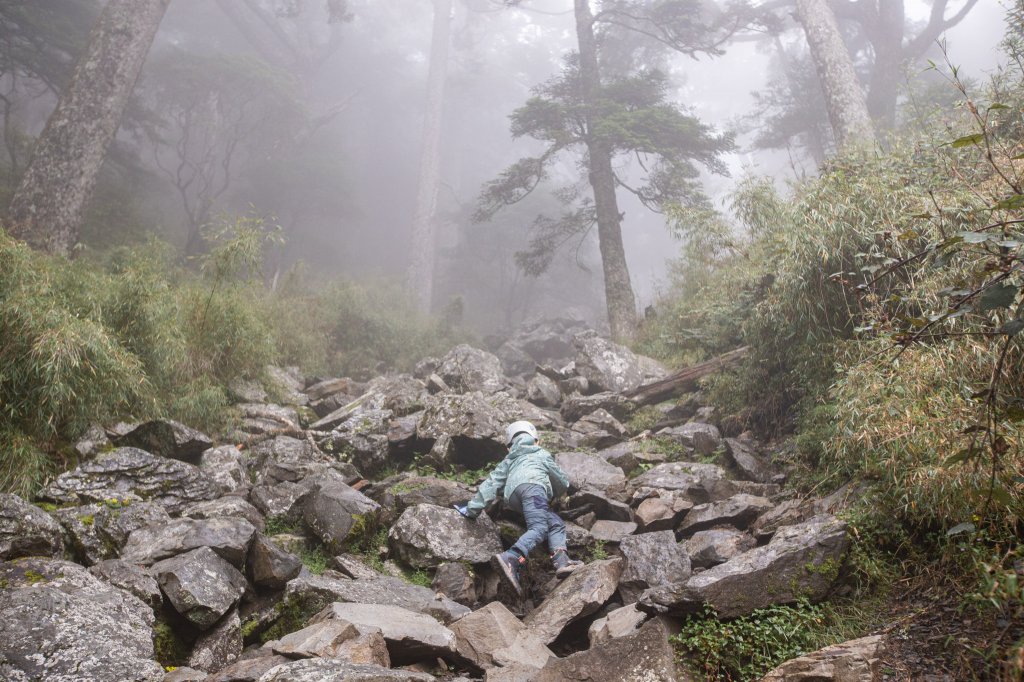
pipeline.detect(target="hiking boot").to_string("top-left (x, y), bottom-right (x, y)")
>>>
top-left (552, 549), bottom-right (583, 579)
top-left (491, 551), bottom-right (524, 597)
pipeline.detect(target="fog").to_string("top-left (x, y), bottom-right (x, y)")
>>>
top-left (1, 0), bottom-right (1009, 335)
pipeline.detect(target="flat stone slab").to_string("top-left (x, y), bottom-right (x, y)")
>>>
top-left (120, 517), bottom-right (256, 567)
top-left (524, 558), bottom-right (623, 645)
top-left (555, 452), bottom-right (628, 494)
top-left (450, 601), bottom-right (554, 670)
top-left (257, 658), bottom-right (436, 681)
top-left (677, 493), bottom-right (774, 537)
top-left (152, 546), bottom-right (247, 630)
top-left (760, 634), bottom-right (883, 681)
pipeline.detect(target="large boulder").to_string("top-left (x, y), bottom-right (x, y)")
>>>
top-left (555, 452), bottom-right (627, 495)
top-left (38, 447), bottom-right (221, 513)
top-left (89, 558), bottom-right (163, 609)
top-left (676, 494), bottom-right (774, 537)
top-left (378, 476), bottom-right (475, 513)
top-left (759, 634), bottom-right (883, 681)
top-left (436, 344), bottom-right (507, 395)
top-left (234, 402), bottom-right (301, 438)
top-left (682, 528), bottom-right (757, 570)
top-left (152, 546), bottom-right (248, 630)
top-left (120, 517), bottom-right (256, 567)
top-left (0, 493), bottom-right (63, 560)
top-left (525, 374), bottom-right (561, 408)
top-left (247, 533), bottom-right (303, 589)
top-left (523, 558), bottom-right (623, 644)
top-left (183, 496), bottom-right (265, 532)
top-left (110, 419), bottom-right (213, 463)
top-left (634, 491), bottom-right (693, 532)
top-left (432, 561), bottom-right (477, 606)
top-left (751, 499), bottom-right (808, 542)
top-left (189, 609), bottom-right (242, 672)
top-left (449, 601), bottom-right (554, 670)
top-left (248, 435), bottom-right (332, 486)
top-left (53, 503), bottom-right (108, 565)
top-left (640, 515), bottom-right (850, 618)
top-left (302, 482), bottom-right (381, 552)
top-left (199, 445), bottom-right (249, 494)
top-left (587, 604), bottom-right (648, 646)
top-left (271, 620), bottom-right (389, 666)
top-left (283, 573), bottom-right (470, 625)
top-left (94, 500), bottom-right (171, 554)
top-left (389, 504), bottom-right (503, 567)
top-left (724, 436), bottom-right (775, 483)
top-left (264, 365), bottom-right (308, 406)
top-left (0, 558), bottom-right (163, 682)
top-left (572, 331), bottom-right (645, 394)
top-left (618, 530), bottom-right (691, 604)
top-left (416, 392), bottom-right (509, 467)
top-left (523, 618), bottom-right (681, 682)
top-left (656, 422), bottom-right (722, 457)
top-left (572, 409), bottom-right (628, 449)
top-left (257, 659), bottom-right (435, 682)
top-left (311, 602), bottom-right (465, 667)
top-left (630, 462), bottom-right (737, 504)
top-left (560, 392), bottom-right (636, 423)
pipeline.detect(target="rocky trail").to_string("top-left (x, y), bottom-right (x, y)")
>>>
top-left (0, 321), bottom-right (883, 681)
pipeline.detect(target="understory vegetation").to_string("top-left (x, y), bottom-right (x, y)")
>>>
top-left (641, 28), bottom-right (1024, 681)
top-left (0, 220), bottom-right (462, 498)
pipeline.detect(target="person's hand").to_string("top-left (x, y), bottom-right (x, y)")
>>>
top-left (453, 504), bottom-right (471, 518)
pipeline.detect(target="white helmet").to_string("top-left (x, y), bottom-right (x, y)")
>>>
top-left (505, 420), bottom-right (538, 447)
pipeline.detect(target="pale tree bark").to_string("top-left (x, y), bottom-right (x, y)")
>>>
top-left (406, 0), bottom-right (452, 313)
top-left (794, 0), bottom-right (874, 151)
top-left (575, 0), bottom-right (638, 342)
top-left (6, 0), bottom-right (171, 255)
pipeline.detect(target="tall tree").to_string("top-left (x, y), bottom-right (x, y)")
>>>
top-left (5, 0), bottom-right (170, 255)
top-left (794, 0), bottom-right (874, 150)
top-left (478, 0), bottom-right (736, 341)
top-left (407, 0), bottom-right (453, 313)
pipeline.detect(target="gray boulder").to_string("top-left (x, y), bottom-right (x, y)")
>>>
top-left (264, 365), bottom-right (308, 406)
top-left (379, 476), bottom-right (475, 513)
top-left (95, 500), bottom-right (171, 554)
top-left (89, 558), bottom-right (163, 609)
top-left (284, 573), bottom-right (470, 625)
top-left (111, 419), bottom-right (213, 463)
top-left (302, 482), bottom-right (381, 552)
top-left (248, 436), bottom-right (330, 486)
top-left (566, 490), bottom-right (633, 522)
top-left (523, 618), bottom-right (680, 682)
top-left (436, 344), bottom-right (507, 395)
top-left (199, 445), bottom-right (249, 494)
top-left (251, 481), bottom-right (310, 520)
top-left (416, 392), bottom-right (509, 466)
top-left (656, 422), bottom-right (722, 457)
top-left (560, 391), bottom-right (636, 423)
top-left (39, 447), bottom-right (221, 513)
top-left (153, 546), bottom-right (248, 630)
top-left (724, 436), bottom-right (774, 483)
top-left (257, 659), bottom-right (435, 682)
top-left (365, 373), bottom-right (430, 417)
top-left (683, 528), bottom-right (757, 570)
top-left (760, 634), bottom-right (883, 681)
top-left (74, 423), bottom-right (110, 458)
top-left (235, 402), bottom-right (301, 437)
top-left (184, 497), bottom-right (265, 533)
top-left (751, 499), bottom-right (808, 541)
top-left (640, 515), bottom-right (850, 618)
top-left (619, 530), bottom-right (691, 604)
top-left (676, 494), bottom-right (774, 537)
top-left (207, 655), bottom-right (289, 682)
top-left (0, 558), bottom-right (162, 682)
top-left (494, 340), bottom-right (536, 378)
top-left (555, 452), bottom-right (627, 495)
top-left (634, 491), bottom-right (693, 532)
top-left (589, 520), bottom-right (637, 543)
top-left (525, 374), bottom-right (561, 408)
top-left (0, 493), bottom-right (64, 560)
top-left (572, 331), bottom-right (644, 394)
top-left (572, 408), bottom-right (628, 449)
top-left (389, 504), bottom-right (503, 567)
top-left (524, 557), bottom-right (623, 644)
top-left (247, 533), bottom-right (303, 589)
top-left (311, 602), bottom-right (463, 666)
top-left (228, 378), bottom-right (269, 404)
top-left (433, 561), bottom-right (477, 606)
top-left (53, 503), bottom-right (108, 565)
top-left (189, 609), bottom-right (242, 672)
top-left (587, 604), bottom-right (648, 646)
top-left (630, 462), bottom-right (737, 504)
top-left (450, 601), bottom-right (554, 670)
top-left (121, 517), bottom-right (256, 567)
top-left (271, 619), bottom-right (389, 666)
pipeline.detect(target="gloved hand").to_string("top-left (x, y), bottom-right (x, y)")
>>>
top-left (453, 504), bottom-right (471, 518)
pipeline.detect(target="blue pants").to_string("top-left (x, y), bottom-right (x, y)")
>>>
top-left (507, 483), bottom-right (567, 559)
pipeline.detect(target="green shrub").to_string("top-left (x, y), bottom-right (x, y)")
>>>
top-left (672, 600), bottom-right (830, 681)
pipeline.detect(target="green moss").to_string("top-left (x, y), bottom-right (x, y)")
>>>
top-left (36, 502), bottom-right (60, 513)
top-left (77, 513), bottom-right (95, 526)
top-left (264, 515), bottom-right (301, 535)
top-left (23, 569), bottom-right (47, 585)
top-left (299, 545), bottom-right (330, 575)
top-left (239, 616), bottom-right (261, 643)
top-left (402, 567), bottom-right (433, 588)
top-left (625, 405), bottom-right (662, 434)
top-left (259, 594), bottom-right (330, 644)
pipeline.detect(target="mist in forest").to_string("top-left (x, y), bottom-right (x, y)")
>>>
top-left (0, 0), bottom-right (1006, 336)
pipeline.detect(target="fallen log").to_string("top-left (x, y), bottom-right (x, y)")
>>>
top-left (626, 346), bottom-right (749, 406)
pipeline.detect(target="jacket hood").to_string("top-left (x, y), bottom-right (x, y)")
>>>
top-left (507, 434), bottom-right (541, 460)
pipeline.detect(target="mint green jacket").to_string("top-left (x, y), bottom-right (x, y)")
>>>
top-left (465, 435), bottom-right (569, 518)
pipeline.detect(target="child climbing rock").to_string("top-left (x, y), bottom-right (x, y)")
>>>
top-left (455, 420), bottom-right (583, 596)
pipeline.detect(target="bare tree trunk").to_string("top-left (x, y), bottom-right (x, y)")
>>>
top-left (406, 0), bottom-right (452, 313)
top-left (794, 0), bottom-right (874, 151)
top-left (575, 0), bottom-right (638, 342)
top-left (5, 0), bottom-right (170, 255)
top-left (865, 0), bottom-right (904, 129)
